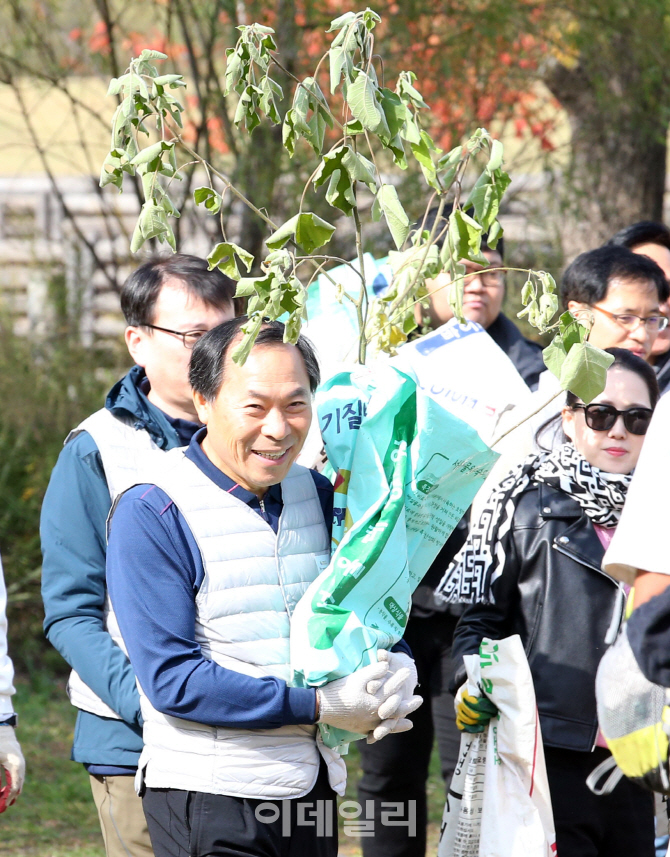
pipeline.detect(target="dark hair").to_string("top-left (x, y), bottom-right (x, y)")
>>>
top-left (189, 317), bottom-right (320, 400)
top-left (560, 245), bottom-right (669, 308)
top-left (121, 254), bottom-right (235, 326)
top-left (535, 347), bottom-right (660, 449)
top-left (608, 221), bottom-right (670, 253)
top-left (411, 204), bottom-right (505, 261)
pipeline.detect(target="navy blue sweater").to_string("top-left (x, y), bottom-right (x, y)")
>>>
top-left (106, 429), bottom-right (332, 728)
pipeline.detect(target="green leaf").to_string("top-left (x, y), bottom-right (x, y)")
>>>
top-left (343, 119), bottom-right (364, 135)
top-left (448, 209), bottom-right (487, 265)
top-left (130, 218), bottom-right (144, 252)
top-left (376, 185), bottom-right (410, 249)
top-left (410, 130), bottom-right (441, 191)
top-left (266, 213), bottom-right (335, 254)
top-left (266, 215), bottom-right (300, 250)
top-left (328, 11), bottom-right (357, 31)
top-left (224, 50), bottom-right (243, 96)
top-left (107, 77), bottom-right (123, 96)
top-left (559, 311), bottom-right (588, 351)
top-left (138, 49), bottom-right (168, 61)
top-left (193, 186), bottom-right (223, 215)
top-left (325, 169), bottom-right (356, 215)
top-left (396, 71), bottom-right (428, 110)
top-left (295, 213), bottom-right (336, 253)
top-left (487, 139), bottom-right (504, 172)
top-left (378, 88), bottom-right (406, 139)
top-left (465, 169), bottom-right (511, 232)
top-left (539, 292), bottom-right (559, 327)
top-left (542, 334), bottom-right (567, 380)
top-left (153, 74), bottom-right (185, 87)
top-left (486, 219), bottom-right (503, 250)
top-left (559, 341), bottom-right (615, 403)
top-left (437, 145), bottom-right (462, 189)
top-left (138, 201), bottom-right (169, 241)
top-left (330, 45), bottom-right (351, 94)
top-left (130, 140), bottom-right (174, 167)
top-left (231, 314), bottom-right (265, 365)
top-left (346, 72), bottom-right (382, 131)
top-left (208, 242), bottom-right (254, 281)
top-left (400, 113), bottom-right (421, 145)
top-left (306, 110), bottom-right (327, 155)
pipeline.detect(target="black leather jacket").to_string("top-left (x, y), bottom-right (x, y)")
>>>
top-left (451, 481), bottom-right (626, 753)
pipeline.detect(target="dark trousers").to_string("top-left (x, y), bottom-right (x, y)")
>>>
top-left (357, 612), bottom-right (462, 857)
top-left (545, 746), bottom-right (655, 857)
top-left (142, 761), bottom-right (337, 857)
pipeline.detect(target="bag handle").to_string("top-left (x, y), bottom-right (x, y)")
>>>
top-left (586, 755), bottom-right (624, 795)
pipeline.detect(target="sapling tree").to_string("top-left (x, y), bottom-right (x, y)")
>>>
top-left (99, 7), bottom-right (612, 405)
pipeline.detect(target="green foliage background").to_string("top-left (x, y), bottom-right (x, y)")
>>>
top-left (0, 277), bottom-right (126, 672)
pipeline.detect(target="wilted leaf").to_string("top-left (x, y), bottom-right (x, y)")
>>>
top-left (193, 186), bottom-right (223, 215)
top-left (208, 242), bottom-right (254, 281)
top-left (347, 72), bottom-right (382, 131)
top-left (376, 185), bottom-right (410, 249)
top-left (266, 213), bottom-right (335, 253)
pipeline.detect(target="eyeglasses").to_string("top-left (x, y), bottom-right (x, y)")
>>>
top-left (590, 305), bottom-right (669, 332)
top-left (142, 323), bottom-right (208, 349)
top-left (571, 403), bottom-right (654, 435)
top-left (463, 265), bottom-right (503, 287)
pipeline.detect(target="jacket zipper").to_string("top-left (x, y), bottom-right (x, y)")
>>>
top-left (552, 541), bottom-right (626, 751)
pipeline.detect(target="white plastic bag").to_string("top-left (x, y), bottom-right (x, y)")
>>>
top-left (391, 318), bottom-right (532, 446)
top-left (439, 636), bottom-right (556, 857)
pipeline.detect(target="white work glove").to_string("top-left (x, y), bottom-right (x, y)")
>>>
top-left (0, 725), bottom-right (24, 811)
top-left (318, 660), bottom-right (400, 734)
top-left (366, 650), bottom-right (423, 744)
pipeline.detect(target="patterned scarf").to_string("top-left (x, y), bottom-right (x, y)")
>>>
top-left (435, 443), bottom-right (632, 605)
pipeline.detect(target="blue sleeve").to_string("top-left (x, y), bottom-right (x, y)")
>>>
top-left (106, 487), bottom-right (317, 728)
top-left (40, 432), bottom-right (142, 726)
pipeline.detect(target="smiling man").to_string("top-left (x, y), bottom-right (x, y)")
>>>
top-left (106, 318), bottom-right (419, 857)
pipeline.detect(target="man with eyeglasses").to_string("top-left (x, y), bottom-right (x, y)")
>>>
top-left (40, 255), bottom-right (235, 857)
top-left (489, 244), bottom-right (670, 460)
top-left (609, 221), bottom-right (670, 394)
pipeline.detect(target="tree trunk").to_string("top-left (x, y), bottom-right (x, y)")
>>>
top-left (544, 56), bottom-right (667, 260)
top-left (235, 0), bottom-right (298, 269)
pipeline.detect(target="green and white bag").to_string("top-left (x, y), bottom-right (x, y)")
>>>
top-left (290, 364), bottom-right (498, 748)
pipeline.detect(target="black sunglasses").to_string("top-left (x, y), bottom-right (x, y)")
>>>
top-left (571, 403), bottom-right (654, 435)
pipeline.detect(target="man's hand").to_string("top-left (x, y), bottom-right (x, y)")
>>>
top-left (318, 660), bottom-right (399, 735)
top-left (366, 650), bottom-right (423, 743)
top-left (0, 725), bottom-right (24, 811)
top-left (455, 688), bottom-right (498, 733)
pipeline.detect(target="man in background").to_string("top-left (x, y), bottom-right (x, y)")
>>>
top-left (41, 255), bottom-right (235, 857)
top-left (413, 206), bottom-right (545, 390)
top-left (609, 221), bottom-right (670, 393)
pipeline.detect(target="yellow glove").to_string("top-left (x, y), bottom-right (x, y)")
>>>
top-left (455, 690), bottom-right (498, 733)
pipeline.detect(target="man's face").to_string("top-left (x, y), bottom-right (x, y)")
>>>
top-left (568, 277), bottom-right (661, 361)
top-left (125, 277), bottom-right (234, 421)
top-left (419, 250), bottom-right (504, 330)
top-left (194, 342), bottom-right (313, 497)
top-left (631, 242), bottom-right (670, 359)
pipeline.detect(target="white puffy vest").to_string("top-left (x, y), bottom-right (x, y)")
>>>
top-left (128, 448), bottom-right (341, 799)
top-left (65, 408), bottom-right (160, 720)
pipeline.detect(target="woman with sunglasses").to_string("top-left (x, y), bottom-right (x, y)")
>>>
top-left (436, 348), bottom-right (660, 857)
